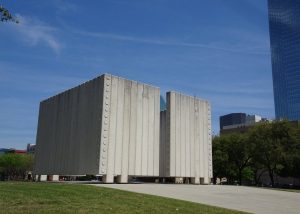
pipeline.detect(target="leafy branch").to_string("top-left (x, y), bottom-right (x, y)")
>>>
top-left (0, 5), bottom-right (19, 23)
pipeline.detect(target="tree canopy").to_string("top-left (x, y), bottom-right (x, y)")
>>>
top-left (0, 5), bottom-right (18, 23)
top-left (0, 153), bottom-right (34, 180)
top-left (213, 120), bottom-right (300, 187)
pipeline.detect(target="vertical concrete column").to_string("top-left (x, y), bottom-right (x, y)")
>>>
top-left (191, 177), bottom-right (200, 184)
top-left (103, 175), bottom-right (114, 183)
top-left (189, 97), bottom-right (195, 179)
top-left (117, 175), bottom-right (128, 183)
top-left (52, 175), bottom-right (59, 181)
top-left (162, 92), bottom-right (212, 184)
top-left (159, 111), bottom-right (166, 177)
top-left (128, 81), bottom-right (138, 175)
top-left (115, 77), bottom-right (125, 176)
top-left (207, 102), bottom-right (213, 181)
top-left (169, 92), bottom-right (176, 177)
top-left (194, 100), bottom-right (200, 181)
top-left (200, 177), bottom-right (205, 184)
top-left (39, 175), bottom-right (47, 181)
top-left (99, 75), bottom-right (111, 177)
top-left (141, 85), bottom-right (149, 175)
top-left (147, 86), bottom-right (155, 176)
top-left (121, 80), bottom-right (131, 183)
top-left (134, 83), bottom-right (143, 175)
top-left (175, 94), bottom-right (181, 177)
top-left (106, 76), bottom-right (117, 183)
top-left (199, 100), bottom-right (205, 180)
top-left (204, 176), bottom-right (210, 184)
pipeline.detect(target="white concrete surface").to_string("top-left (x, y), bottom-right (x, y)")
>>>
top-left (100, 75), bottom-right (160, 183)
top-left (52, 175), bottom-right (59, 181)
top-left (160, 92), bottom-right (212, 183)
top-left (35, 76), bottom-right (104, 175)
top-left (95, 184), bottom-right (300, 214)
top-left (39, 175), bottom-right (47, 181)
top-left (35, 74), bottom-right (160, 182)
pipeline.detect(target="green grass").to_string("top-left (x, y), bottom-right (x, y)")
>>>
top-left (0, 182), bottom-right (246, 214)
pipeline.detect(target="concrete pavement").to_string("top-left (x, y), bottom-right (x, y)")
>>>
top-left (93, 184), bottom-right (300, 214)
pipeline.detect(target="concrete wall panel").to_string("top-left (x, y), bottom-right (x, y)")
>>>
top-left (35, 74), bottom-right (160, 180)
top-left (189, 97), bottom-right (195, 177)
top-left (105, 76), bottom-right (117, 180)
top-left (135, 83), bottom-right (144, 175)
top-left (102, 75), bottom-right (160, 178)
top-left (169, 92), bottom-right (175, 176)
top-left (35, 77), bottom-right (104, 175)
top-left (160, 92), bottom-right (212, 183)
top-left (159, 111), bottom-right (166, 177)
top-left (128, 81), bottom-right (138, 175)
top-left (153, 89), bottom-right (160, 176)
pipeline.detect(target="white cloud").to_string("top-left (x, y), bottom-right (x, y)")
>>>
top-left (7, 15), bottom-right (61, 54)
top-left (73, 29), bottom-right (269, 55)
top-left (55, 0), bottom-right (78, 12)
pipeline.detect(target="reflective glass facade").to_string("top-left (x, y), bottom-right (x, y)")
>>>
top-left (160, 95), bottom-right (167, 111)
top-left (268, 0), bottom-right (300, 120)
top-left (219, 113), bottom-right (246, 130)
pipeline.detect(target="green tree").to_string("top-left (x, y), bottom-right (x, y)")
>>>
top-left (0, 153), bottom-right (33, 180)
top-left (0, 5), bottom-right (18, 23)
top-left (212, 136), bottom-right (230, 183)
top-left (224, 133), bottom-right (253, 185)
top-left (248, 121), bottom-right (295, 187)
top-left (214, 120), bottom-right (300, 187)
top-left (277, 123), bottom-right (300, 179)
top-left (213, 133), bottom-right (253, 185)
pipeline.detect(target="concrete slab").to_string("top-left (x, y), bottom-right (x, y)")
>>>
top-left (160, 92), bottom-right (212, 183)
top-left (35, 74), bottom-right (160, 180)
top-left (93, 184), bottom-right (300, 214)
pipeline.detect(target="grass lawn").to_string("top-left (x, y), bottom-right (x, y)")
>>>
top-left (0, 182), bottom-right (246, 214)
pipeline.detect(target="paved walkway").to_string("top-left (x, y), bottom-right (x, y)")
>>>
top-left (93, 184), bottom-right (300, 214)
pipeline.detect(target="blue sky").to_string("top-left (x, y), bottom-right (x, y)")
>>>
top-left (0, 0), bottom-right (273, 149)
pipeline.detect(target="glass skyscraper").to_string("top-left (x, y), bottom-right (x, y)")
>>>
top-left (268, 0), bottom-right (300, 120)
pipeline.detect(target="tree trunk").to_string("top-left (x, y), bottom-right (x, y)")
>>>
top-left (253, 169), bottom-right (258, 185)
top-left (213, 176), bottom-right (217, 184)
top-left (268, 169), bottom-right (275, 187)
top-left (238, 168), bottom-right (242, 185)
top-left (255, 169), bottom-right (266, 186)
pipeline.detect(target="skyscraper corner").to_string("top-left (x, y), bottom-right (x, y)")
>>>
top-left (268, 0), bottom-right (300, 120)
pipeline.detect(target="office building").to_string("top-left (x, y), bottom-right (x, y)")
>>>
top-left (220, 113), bottom-right (246, 130)
top-left (268, 0), bottom-right (300, 120)
top-left (220, 113), bottom-right (265, 134)
top-left (26, 144), bottom-right (36, 154)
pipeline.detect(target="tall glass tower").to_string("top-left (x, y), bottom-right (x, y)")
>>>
top-left (268, 0), bottom-right (300, 120)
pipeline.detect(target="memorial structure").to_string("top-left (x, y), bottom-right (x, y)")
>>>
top-left (34, 74), bottom-right (160, 183)
top-left (35, 74), bottom-right (212, 184)
top-left (160, 92), bottom-right (212, 184)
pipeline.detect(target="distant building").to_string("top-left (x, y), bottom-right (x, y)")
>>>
top-left (7, 149), bottom-right (27, 154)
top-left (26, 144), bottom-right (36, 154)
top-left (246, 115), bottom-right (262, 126)
top-left (220, 113), bottom-right (246, 130)
top-left (268, 0), bottom-right (300, 120)
top-left (220, 113), bottom-right (268, 134)
top-left (0, 147), bottom-right (34, 155)
top-left (0, 148), bottom-right (12, 155)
